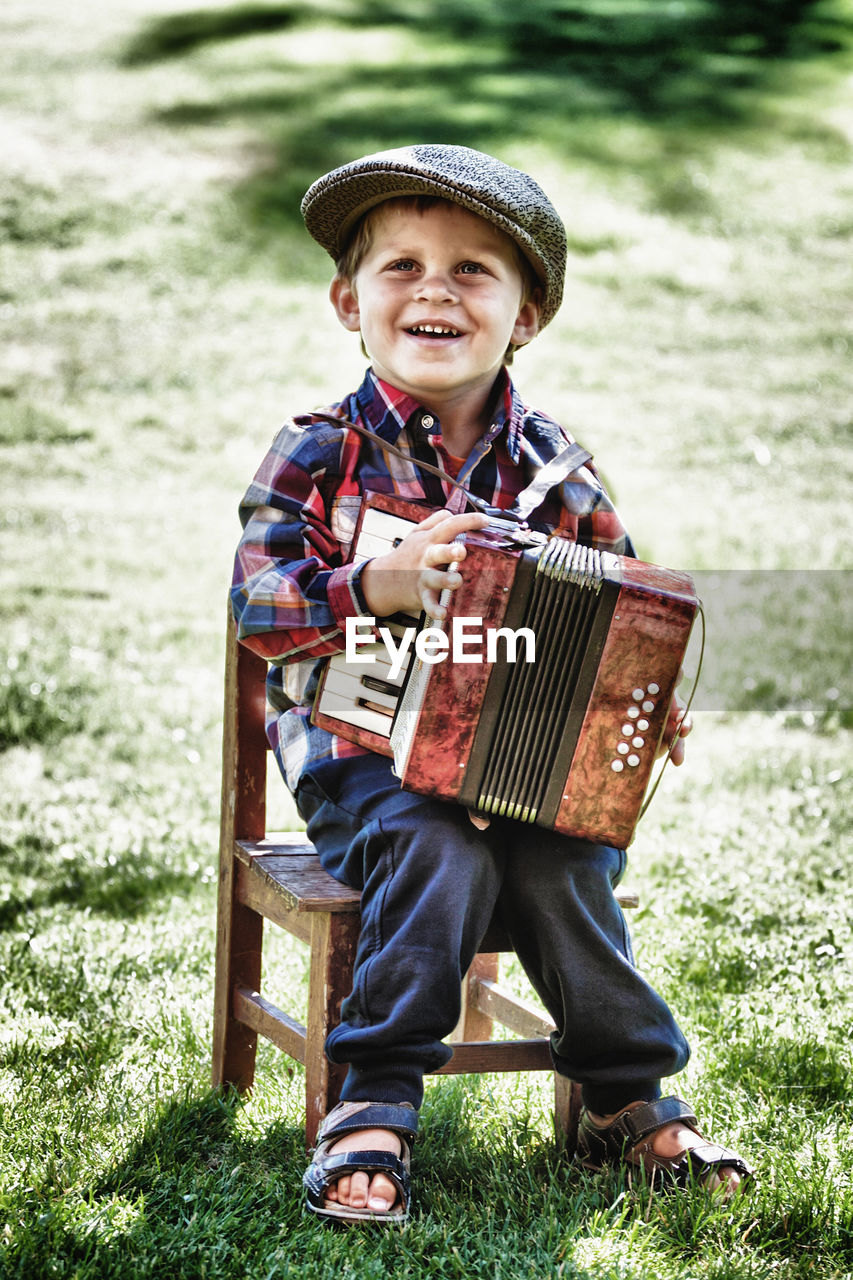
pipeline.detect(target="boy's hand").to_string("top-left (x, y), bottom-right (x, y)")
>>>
top-left (658, 669), bottom-right (692, 767)
top-left (361, 509), bottom-right (489, 621)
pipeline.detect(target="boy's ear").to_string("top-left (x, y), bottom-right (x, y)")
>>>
top-left (511, 289), bottom-right (542, 347)
top-left (329, 275), bottom-right (361, 332)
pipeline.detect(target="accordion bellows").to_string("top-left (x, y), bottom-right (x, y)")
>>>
top-left (313, 493), bottom-right (699, 848)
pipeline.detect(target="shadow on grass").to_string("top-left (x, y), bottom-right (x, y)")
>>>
top-left (0, 820), bottom-right (203, 930)
top-left (120, 0), bottom-right (853, 238)
top-left (0, 860), bottom-right (201, 931)
top-left (0, 394), bottom-right (94, 446)
top-left (0, 665), bottom-right (91, 751)
top-left (2, 1091), bottom-right (304, 1278)
top-left (121, 1), bottom-right (308, 63)
top-left (96, 1090), bottom-right (280, 1199)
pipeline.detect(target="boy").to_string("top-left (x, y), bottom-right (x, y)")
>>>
top-left (231, 144), bottom-right (752, 1222)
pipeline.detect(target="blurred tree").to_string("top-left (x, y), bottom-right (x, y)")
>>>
top-left (122, 0), bottom-right (853, 236)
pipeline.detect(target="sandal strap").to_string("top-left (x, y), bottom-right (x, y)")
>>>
top-left (675, 1142), bottom-right (755, 1181)
top-left (612, 1096), bottom-right (698, 1146)
top-left (314, 1100), bottom-right (418, 1148)
top-left (304, 1148), bottom-right (411, 1201)
top-left (310, 1149), bottom-right (409, 1182)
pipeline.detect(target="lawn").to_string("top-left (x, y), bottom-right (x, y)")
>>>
top-left (1, 1), bottom-right (851, 1276)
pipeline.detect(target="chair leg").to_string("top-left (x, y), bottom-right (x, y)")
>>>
top-left (449, 952), bottom-right (500, 1043)
top-left (304, 911), bottom-right (360, 1148)
top-left (212, 894), bottom-right (263, 1091)
top-left (554, 1076), bottom-right (582, 1155)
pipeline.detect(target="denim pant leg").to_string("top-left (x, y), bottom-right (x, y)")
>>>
top-left (495, 822), bottom-right (690, 1115)
top-left (295, 753), bottom-right (504, 1110)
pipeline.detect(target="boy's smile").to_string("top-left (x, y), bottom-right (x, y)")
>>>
top-left (330, 202), bottom-right (541, 442)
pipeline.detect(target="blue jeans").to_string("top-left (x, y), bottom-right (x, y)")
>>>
top-left (295, 753), bottom-right (689, 1113)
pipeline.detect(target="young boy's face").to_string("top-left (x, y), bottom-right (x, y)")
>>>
top-left (330, 201), bottom-right (540, 420)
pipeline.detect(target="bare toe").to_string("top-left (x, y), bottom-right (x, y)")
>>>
top-left (367, 1172), bottom-right (398, 1212)
top-left (325, 1128), bottom-right (403, 1213)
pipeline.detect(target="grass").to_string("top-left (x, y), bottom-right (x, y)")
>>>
top-left (1, 0), bottom-right (852, 1275)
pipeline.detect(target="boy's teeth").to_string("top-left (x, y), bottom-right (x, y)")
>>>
top-left (411, 324), bottom-right (459, 336)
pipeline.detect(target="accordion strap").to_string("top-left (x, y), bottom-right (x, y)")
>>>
top-left (506, 441), bottom-right (593, 523)
top-left (312, 412), bottom-right (593, 526)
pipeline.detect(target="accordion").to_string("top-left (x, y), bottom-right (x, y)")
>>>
top-left (313, 492), bottom-right (700, 847)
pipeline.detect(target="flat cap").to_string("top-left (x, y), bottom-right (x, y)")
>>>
top-left (301, 144), bottom-right (567, 329)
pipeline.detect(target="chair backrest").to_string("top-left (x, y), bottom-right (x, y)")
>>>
top-left (221, 611), bottom-right (269, 849)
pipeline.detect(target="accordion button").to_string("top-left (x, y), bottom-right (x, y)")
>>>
top-left (611, 760), bottom-right (625, 772)
top-left (642, 699), bottom-right (656, 712)
top-left (622, 723), bottom-right (633, 736)
top-left (617, 741), bottom-right (630, 755)
top-left (627, 754), bottom-right (640, 767)
top-left (632, 737), bottom-right (645, 748)
top-left (637, 718), bottom-right (650, 731)
top-left (647, 682), bottom-right (660, 694)
top-left (627, 706), bottom-right (640, 719)
top-left (632, 688), bottom-right (644, 701)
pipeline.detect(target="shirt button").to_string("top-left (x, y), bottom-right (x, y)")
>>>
top-left (421, 414), bottom-right (435, 429)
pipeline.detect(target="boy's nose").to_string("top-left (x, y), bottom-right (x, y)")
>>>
top-left (415, 270), bottom-right (458, 304)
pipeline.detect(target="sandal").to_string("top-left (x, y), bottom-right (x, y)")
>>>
top-left (576, 1096), bottom-right (754, 1191)
top-left (303, 1100), bottom-right (418, 1223)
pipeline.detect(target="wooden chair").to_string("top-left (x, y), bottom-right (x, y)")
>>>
top-left (212, 614), bottom-right (638, 1148)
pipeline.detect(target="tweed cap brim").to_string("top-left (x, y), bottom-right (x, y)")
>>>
top-left (301, 144), bottom-right (566, 329)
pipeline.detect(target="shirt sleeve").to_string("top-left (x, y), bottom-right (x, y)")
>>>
top-left (230, 418), bottom-right (373, 662)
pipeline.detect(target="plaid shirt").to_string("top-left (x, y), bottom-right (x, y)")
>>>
top-left (232, 368), bottom-right (633, 791)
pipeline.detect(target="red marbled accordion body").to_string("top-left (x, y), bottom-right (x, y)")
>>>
top-left (313, 492), bottom-right (699, 847)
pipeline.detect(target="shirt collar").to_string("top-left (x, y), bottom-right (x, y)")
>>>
top-left (353, 370), bottom-right (424, 443)
top-left (352, 366), bottom-right (526, 463)
top-left (489, 368), bottom-right (526, 464)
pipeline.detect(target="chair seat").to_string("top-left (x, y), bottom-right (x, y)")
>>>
top-left (235, 831), bottom-right (637, 948)
top-left (236, 834), bottom-right (361, 907)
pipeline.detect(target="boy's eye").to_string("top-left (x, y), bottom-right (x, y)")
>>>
top-left (391, 259), bottom-right (417, 272)
top-left (458, 262), bottom-right (485, 275)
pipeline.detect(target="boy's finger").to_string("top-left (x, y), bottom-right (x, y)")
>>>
top-left (419, 571), bottom-right (463, 619)
top-left (425, 541), bottom-right (467, 567)
top-left (421, 567), bottom-right (461, 591)
top-left (416, 507), bottom-right (456, 529)
top-left (414, 508), bottom-right (486, 532)
top-left (421, 589), bottom-right (445, 620)
top-left (427, 510), bottom-right (489, 539)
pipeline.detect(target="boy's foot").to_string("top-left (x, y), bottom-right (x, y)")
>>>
top-left (577, 1097), bottom-right (753, 1195)
top-left (303, 1101), bottom-right (417, 1223)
